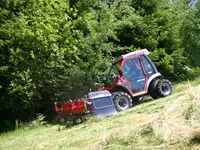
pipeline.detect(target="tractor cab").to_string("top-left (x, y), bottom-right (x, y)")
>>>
top-left (99, 49), bottom-right (173, 111)
top-left (103, 49), bottom-right (158, 94)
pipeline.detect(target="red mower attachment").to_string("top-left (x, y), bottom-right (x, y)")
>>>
top-left (61, 100), bottom-right (86, 115)
top-left (54, 99), bottom-right (93, 125)
top-left (54, 90), bottom-right (118, 125)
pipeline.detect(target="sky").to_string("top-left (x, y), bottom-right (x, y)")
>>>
top-left (189, 0), bottom-right (199, 7)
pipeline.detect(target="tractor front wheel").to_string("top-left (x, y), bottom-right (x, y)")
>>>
top-left (112, 92), bottom-right (132, 111)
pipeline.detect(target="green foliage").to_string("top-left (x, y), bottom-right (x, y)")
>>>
top-left (180, 2), bottom-right (200, 67)
top-left (15, 113), bottom-right (46, 130)
top-left (0, 0), bottom-right (200, 132)
top-left (0, 0), bottom-right (81, 131)
top-left (29, 113), bottom-right (46, 128)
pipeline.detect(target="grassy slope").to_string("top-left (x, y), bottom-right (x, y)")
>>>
top-left (1, 78), bottom-right (200, 150)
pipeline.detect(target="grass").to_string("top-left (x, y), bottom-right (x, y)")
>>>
top-left (1, 77), bottom-right (200, 150)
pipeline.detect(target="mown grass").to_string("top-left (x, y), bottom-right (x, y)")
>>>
top-left (1, 77), bottom-right (200, 150)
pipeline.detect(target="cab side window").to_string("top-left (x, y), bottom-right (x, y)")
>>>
top-left (122, 58), bottom-right (143, 80)
top-left (106, 62), bottom-right (120, 86)
top-left (141, 55), bottom-right (154, 75)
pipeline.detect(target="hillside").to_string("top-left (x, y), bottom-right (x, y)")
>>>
top-left (2, 0), bottom-right (200, 131)
top-left (0, 78), bottom-right (200, 150)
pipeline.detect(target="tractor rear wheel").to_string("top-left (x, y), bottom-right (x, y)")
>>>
top-left (149, 78), bottom-right (173, 99)
top-left (112, 92), bottom-right (132, 111)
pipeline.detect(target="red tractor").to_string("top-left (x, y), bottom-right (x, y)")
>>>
top-left (98, 49), bottom-right (173, 111)
top-left (54, 49), bottom-right (173, 125)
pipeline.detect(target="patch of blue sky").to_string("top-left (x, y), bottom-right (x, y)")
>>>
top-left (189, 0), bottom-right (198, 8)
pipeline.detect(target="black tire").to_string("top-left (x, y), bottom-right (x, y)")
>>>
top-left (73, 116), bottom-right (83, 125)
top-left (148, 78), bottom-right (162, 99)
top-left (112, 92), bottom-right (132, 111)
top-left (157, 79), bottom-right (173, 97)
top-left (112, 92), bottom-right (121, 100)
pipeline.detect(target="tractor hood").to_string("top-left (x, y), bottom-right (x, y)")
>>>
top-left (88, 90), bottom-right (117, 118)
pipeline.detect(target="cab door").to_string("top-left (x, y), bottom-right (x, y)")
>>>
top-left (121, 57), bottom-right (147, 94)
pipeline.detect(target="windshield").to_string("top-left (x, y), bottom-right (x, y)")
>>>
top-left (105, 62), bottom-right (121, 86)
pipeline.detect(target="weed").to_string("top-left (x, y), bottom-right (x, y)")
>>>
top-left (30, 113), bottom-right (46, 127)
top-left (140, 124), bottom-right (153, 135)
top-left (189, 131), bottom-right (200, 144)
top-left (15, 113), bottom-right (47, 130)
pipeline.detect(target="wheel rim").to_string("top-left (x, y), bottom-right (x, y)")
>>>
top-left (118, 96), bottom-right (129, 109)
top-left (60, 118), bottom-right (64, 123)
top-left (161, 83), bottom-right (171, 95)
top-left (76, 118), bottom-right (82, 124)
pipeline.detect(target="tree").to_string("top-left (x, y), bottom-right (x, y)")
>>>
top-left (180, 1), bottom-right (200, 67)
top-left (0, 0), bottom-right (82, 131)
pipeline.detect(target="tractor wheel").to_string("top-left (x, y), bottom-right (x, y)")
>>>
top-left (113, 92), bottom-right (132, 111)
top-left (157, 79), bottom-right (173, 97)
top-left (148, 78), bottom-right (162, 99)
top-left (112, 92), bottom-right (121, 100)
top-left (73, 116), bottom-right (83, 125)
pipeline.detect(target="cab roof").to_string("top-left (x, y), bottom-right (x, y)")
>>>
top-left (112, 48), bottom-right (150, 64)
